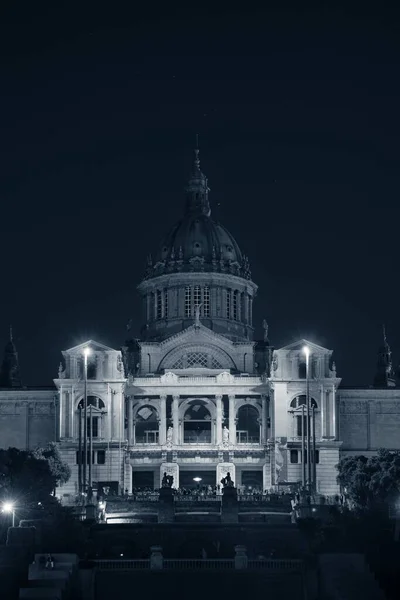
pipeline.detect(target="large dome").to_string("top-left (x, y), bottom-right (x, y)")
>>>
top-left (144, 150), bottom-right (251, 281)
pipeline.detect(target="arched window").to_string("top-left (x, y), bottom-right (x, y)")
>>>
top-left (77, 396), bottom-right (105, 438)
top-left (236, 405), bottom-right (260, 444)
top-left (290, 395), bottom-right (318, 410)
top-left (183, 402), bottom-right (212, 444)
top-left (135, 406), bottom-right (159, 444)
top-left (233, 291), bottom-right (238, 320)
top-left (290, 395), bottom-right (318, 438)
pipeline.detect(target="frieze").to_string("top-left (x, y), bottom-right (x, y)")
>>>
top-left (375, 402), bottom-right (400, 413)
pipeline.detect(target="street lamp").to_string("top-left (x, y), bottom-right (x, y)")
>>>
top-left (193, 477), bottom-right (202, 483)
top-left (303, 346), bottom-right (312, 493)
top-left (82, 347), bottom-right (91, 497)
top-left (2, 502), bottom-right (15, 527)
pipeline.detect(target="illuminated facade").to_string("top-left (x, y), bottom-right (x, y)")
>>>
top-left (1, 149), bottom-right (399, 500)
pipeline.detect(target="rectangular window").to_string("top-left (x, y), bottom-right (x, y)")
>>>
top-left (164, 290), bottom-right (168, 319)
top-left (87, 416), bottom-right (99, 438)
top-left (290, 449), bottom-right (299, 464)
top-left (226, 290), bottom-right (231, 319)
top-left (203, 286), bottom-right (210, 317)
top-left (185, 286), bottom-right (191, 317)
top-left (296, 415), bottom-right (308, 437)
top-left (97, 450), bottom-right (106, 465)
top-left (194, 285), bottom-right (201, 310)
top-left (156, 290), bottom-right (162, 320)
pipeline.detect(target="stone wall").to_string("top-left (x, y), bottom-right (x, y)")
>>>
top-left (0, 391), bottom-right (56, 451)
top-left (338, 389), bottom-right (400, 451)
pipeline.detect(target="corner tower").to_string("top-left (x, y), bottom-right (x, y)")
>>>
top-left (0, 327), bottom-right (22, 388)
top-left (137, 147), bottom-right (257, 342)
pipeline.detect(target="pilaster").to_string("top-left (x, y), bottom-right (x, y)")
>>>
top-left (228, 395), bottom-right (236, 445)
top-left (215, 394), bottom-right (223, 445)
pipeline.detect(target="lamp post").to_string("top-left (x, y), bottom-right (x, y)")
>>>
top-left (303, 346), bottom-right (312, 493)
top-left (78, 405), bottom-right (83, 495)
top-left (2, 502), bottom-right (15, 527)
top-left (89, 403), bottom-right (93, 495)
top-left (82, 347), bottom-right (91, 496)
top-left (301, 404), bottom-right (306, 488)
top-left (312, 404), bottom-right (317, 493)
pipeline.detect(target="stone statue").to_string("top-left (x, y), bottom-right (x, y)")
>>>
top-left (58, 362), bottom-right (65, 379)
top-left (221, 472), bottom-right (234, 488)
top-left (166, 426), bottom-right (173, 444)
top-left (262, 319), bottom-right (269, 342)
top-left (222, 426), bottom-right (229, 444)
top-left (161, 472), bottom-right (174, 488)
top-left (194, 303), bottom-right (203, 327)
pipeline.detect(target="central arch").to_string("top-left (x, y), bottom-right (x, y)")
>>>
top-left (183, 400), bottom-right (212, 444)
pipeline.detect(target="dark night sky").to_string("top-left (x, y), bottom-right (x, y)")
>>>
top-left (0, 4), bottom-right (399, 386)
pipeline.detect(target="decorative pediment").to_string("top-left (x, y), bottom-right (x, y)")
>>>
top-left (277, 338), bottom-right (332, 355)
top-left (65, 339), bottom-right (119, 355)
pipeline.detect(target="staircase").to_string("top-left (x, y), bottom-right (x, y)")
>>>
top-left (318, 554), bottom-right (387, 600)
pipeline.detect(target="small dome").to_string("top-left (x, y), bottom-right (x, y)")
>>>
top-left (158, 212), bottom-right (243, 267)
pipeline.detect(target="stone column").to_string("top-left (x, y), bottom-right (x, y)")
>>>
top-left (332, 385), bottom-right (337, 440)
top-left (262, 395), bottom-right (268, 443)
top-left (320, 385), bottom-right (325, 438)
top-left (127, 398), bottom-right (133, 445)
top-left (159, 395), bottom-right (167, 445)
top-left (172, 396), bottom-right (179, 444)
top-left (229, 395), bottom-right (236, 445)
top-left (132, 419), bottom-right (136, 445)
top-left (215, 395), bottom-right (223, 445)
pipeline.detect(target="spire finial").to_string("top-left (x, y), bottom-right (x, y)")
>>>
top-left (194, 134), bottom-right (200, 170)
top-left (9, 324), bottom-right (13, 342)
top-left (383, 323), bottom-right (387, 345)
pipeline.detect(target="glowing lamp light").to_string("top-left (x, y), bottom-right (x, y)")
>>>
top-left (193, 477), bottom-right (202, 483)
top-left (303, 346), bottom-right (310, 358)
top-left (2, 502), bottom-right (14, 513)
top-left (83, 347), bottom-right (91, 357)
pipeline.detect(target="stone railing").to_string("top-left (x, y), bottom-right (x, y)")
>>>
top-left (92, 558), bottom-right (304, 572)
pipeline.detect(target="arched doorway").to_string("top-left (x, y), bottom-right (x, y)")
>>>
top-left (236, 405), bottom-right (260, 444)
top-left (183, 401), bottom-right (212, 444)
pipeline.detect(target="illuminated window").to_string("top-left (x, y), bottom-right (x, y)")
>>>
top-left (164, 290), bottom-right (168, 319)
top-left (194, 285), bottom-right (201, 310)
top-left (203, 286), bottom-right (210, 317)
top-left (226, 290), bottom-right (231, 319)
top-left (185, 286), bottom-right (191, 317)
top-left (157, 290), bottom-right (162, 320)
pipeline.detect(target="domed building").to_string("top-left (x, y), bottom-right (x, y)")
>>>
top-left (137, 148), bottom-right (256, 344)
top-left (1, 147), bottom-right (400, 507)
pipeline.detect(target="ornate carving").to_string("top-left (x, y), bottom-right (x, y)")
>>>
top-left (222, 425), bottom-right (230, 445)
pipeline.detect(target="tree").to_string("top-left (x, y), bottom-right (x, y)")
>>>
top-left (0, 447), bottom-right (56, 506)
top-left (33, 442), bottom-right (71, 490)
top-left (336, 449), bottom-right (400, 511)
